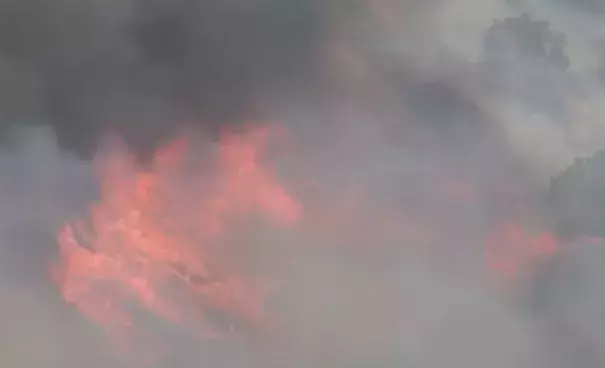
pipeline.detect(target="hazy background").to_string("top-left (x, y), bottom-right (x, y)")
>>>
top-left (0, 0), bottom-right (605, 367)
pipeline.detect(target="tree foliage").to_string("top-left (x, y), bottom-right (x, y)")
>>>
top-left (547, 151), bottom-right (605, 239)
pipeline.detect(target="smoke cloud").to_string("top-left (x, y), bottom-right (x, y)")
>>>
top-left (1, 0), bottom-right (605, 367)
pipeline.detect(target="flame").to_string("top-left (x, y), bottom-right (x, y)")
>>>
top-left (50, 122), bottom-right (569, 364)
top-left (486, 223), bottom-right (559, 283)
top-left (52, 126), bottom-right (301, 350)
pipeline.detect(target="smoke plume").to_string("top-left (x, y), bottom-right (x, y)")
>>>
top-left (1, 1), bottom-right (605, 368)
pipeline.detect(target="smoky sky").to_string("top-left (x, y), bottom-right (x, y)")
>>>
top-left (0, 0), bottom-right (552, 161)
top-left (0, 0), bottom-right (583, 166)
top-left (0, 0), bottom-right (325, 155)
top-left (551, 0), bottom-right (605, 14)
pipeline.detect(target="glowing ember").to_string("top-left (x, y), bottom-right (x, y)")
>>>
top-left (52, 126), bottom-right (301, 348)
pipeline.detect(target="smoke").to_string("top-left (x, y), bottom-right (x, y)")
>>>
top-left (1, 0), bottom-right (605, 367)
top-left (0, 0), bottom-right (326, 155)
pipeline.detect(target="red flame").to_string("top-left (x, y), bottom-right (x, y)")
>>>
top-left (52, 126), bottom-right (301, 350)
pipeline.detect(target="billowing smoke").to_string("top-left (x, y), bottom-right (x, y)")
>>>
top-left (0, 1), bottom-right (605, 368)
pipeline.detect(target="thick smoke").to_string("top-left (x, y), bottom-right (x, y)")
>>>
top-left (1, 0), bottom-right (605, 368)
top-left (0, 0), bottom-right (324, 155)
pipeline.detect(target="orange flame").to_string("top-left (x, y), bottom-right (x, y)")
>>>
top-left (52, 126), bottom-right (301, 349)
top-left (51, 123), bottom-right (567, 364)
top-left (486, 223), bottom-right (559, 283)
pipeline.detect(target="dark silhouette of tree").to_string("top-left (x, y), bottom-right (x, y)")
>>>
top-left (547, 151), bottom-right (605, 239)
top-left (530, 151), bottom-right (605, 368)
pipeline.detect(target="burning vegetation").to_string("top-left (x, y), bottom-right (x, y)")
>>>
top-left (47, 122), bottom-right (575, 366)
top-left (52, 126), bottom-right (301, 351)
top-left (0, 1), bottom-right (603, 367)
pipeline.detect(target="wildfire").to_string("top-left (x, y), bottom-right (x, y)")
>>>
top-left (51, 123), bottom-right (567, 364)
top-left (52, 126), bottom-right (301, 350)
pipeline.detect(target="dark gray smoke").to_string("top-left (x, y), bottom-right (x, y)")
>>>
top-left (0, 0), bottom-right (324, 155)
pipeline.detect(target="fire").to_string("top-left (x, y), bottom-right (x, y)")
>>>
top-left (486, 223), bottom-right (559, 283)
top-left (50, 122), bottom-right (569, 364)
top-left (52, 126), bottom-right (301, 349)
